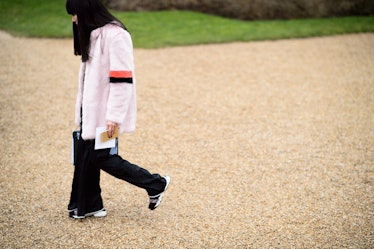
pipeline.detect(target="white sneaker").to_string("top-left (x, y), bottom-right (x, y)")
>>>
top-left (70, 208), bottom-right (107, 219)
top-left (85, 208), bottom-right (107, 218)
top-left (148, 176), bottom-right (171, 210)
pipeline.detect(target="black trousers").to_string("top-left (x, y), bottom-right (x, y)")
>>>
top-left (68, 138), bottom-right (166, 216)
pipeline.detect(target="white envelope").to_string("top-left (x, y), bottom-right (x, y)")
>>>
top-left (94, 127), bottom-right (117, 150)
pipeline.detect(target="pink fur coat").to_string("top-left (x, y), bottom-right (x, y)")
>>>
top-left (74, 24), bottom-right (137, 140)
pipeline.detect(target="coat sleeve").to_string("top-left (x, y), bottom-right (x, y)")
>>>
top-left (106, 30), bottom-right (134, 125)
top-left (74, 62), bottom-right (85, 126)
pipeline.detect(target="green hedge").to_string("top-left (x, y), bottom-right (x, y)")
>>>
top-left (104, 0), bottom-right (374, 20)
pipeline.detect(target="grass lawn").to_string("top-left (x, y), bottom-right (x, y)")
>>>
top-left (0, 0), bottom-right (373, 48)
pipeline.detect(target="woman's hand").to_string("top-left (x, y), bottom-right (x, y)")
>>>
top-left (106, 121), bottom-right (118, 138)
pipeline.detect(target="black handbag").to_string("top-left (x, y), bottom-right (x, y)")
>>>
top-left (71, 130), bottom-right (81, 165)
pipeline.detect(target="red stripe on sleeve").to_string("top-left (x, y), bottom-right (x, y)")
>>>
top-left (110, 70), bottom-right (133, 78)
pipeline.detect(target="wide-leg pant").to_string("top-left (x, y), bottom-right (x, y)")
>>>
top-left (68, 138), bottom-right (166, 217)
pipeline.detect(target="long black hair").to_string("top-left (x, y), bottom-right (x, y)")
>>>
top-left (66, 0), bottom-right (127, 62)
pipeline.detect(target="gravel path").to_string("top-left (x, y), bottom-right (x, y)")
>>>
top-left (0, 31), bottom-right (373, 248)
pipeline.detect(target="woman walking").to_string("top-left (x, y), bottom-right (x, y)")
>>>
top-left (66, 0), bottom-right (170, 219)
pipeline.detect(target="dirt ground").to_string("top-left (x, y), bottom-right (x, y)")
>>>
top-left (0, 31), bottom-right (373, 248)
